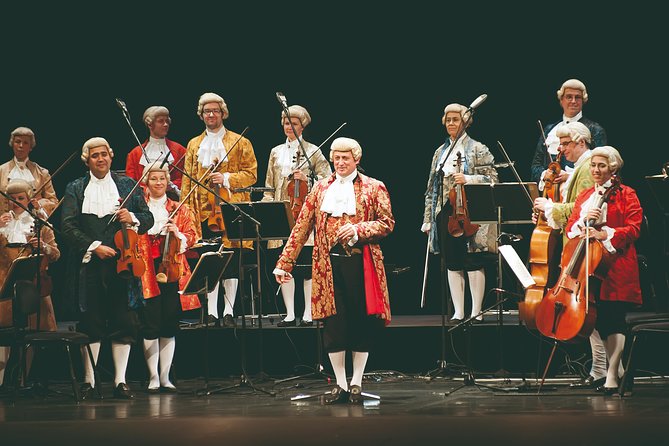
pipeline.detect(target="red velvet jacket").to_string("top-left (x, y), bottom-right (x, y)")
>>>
top-left (125, 139), bottom-right (187, 188)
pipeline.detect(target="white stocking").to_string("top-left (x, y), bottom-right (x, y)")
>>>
top-left (207, 282), bottom-right (220, 318)
top-left (280, 278), bottom-right (296, 321)
top-left (111, 342), bottom-right (131, 386)
top-left (350, 351), bottom-right (369, 387)
top-left (604, 333), bottom-right (625, 388)
top-left (143, 339), bottom-right (160, 389)
top-left (0, 346), bottom-right (10, 385)
top-left (589, 329), bottom-right (607, 380)
top-left (328, 351), bottom-right (348, 391)
top-left (302, 279), bottom-right (313, 322)
top-left (222, 278), bottom-right (238, 316)
top-left (81, 341), bottom-right (101, 387)
top-left (159, 337), bottom-right (176, 388)
top-left (467, 269), bottom-right (485, 320)
top-left (447, 270), bottom-right (466, 320)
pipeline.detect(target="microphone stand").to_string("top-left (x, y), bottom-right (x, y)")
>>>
top-left (276, 94), bottom-right (317, 185)
top-left (424, 97), bottom-right (482, 379)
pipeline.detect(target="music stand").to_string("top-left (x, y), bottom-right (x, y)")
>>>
top-left (182, 250), bottom-right (233, 395)
top-left (645, 175), bottom-right (669, 257)
top-left (464, 182), bottom-right (538, 376)
top-left (0, 255), bottom-right (42, 302)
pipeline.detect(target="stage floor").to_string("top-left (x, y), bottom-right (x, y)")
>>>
top-left (2, 376), bottom-right (669, 446)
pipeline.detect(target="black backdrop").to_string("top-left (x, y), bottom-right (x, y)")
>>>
top-left (1, 3), bottom-right (667, 316)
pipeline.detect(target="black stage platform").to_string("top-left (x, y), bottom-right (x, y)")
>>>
top-left (3, 314), bottom-right (669, 446)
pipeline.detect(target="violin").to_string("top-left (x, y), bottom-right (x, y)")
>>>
top-left (114, 202), bottom-right (146, 279)
top-left (155, 230), bottom-right (181, 284)
top-left (519, 155), bottom-right (564, 329)
top-left (206, 183), bottom-right (230, 232)
top-left (286, 151), bottom-right (309, 222)
top-left (543, 151), bottom-right (563, 202)
top-left (447, 152), bottom-right (479, 238)
top-left (535, 176), bottom-right (621, 342)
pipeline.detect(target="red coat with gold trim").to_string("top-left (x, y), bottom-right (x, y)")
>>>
top-left (276, 172), bottom-right (394, 323)
top-left (565, 184), bottom-right (642, 304)
top-left (138, 197), bottom-right (200, 310)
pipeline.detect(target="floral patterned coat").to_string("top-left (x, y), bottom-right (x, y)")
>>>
top-left (276, 172), bottom-right (394, 323)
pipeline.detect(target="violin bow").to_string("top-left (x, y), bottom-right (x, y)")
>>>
top-left (294, 122), bottom-right (347, 172)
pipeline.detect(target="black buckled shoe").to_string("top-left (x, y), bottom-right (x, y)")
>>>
top-left (595, 385), bottom-right (619, 396)
top-left (221, 314), bottom-right (237, 328)
top-left (325, 385), bottom-right (349, 404)
top-left (299, 320), bottom-right (313, 327)
top-left (206, 314), bottom-right (219, 327)
top-left (277, 318), bottom-right (296, 327)
top-left (113, 383), bottom-right (135, 399)
top-left (348, 385), bottom-right (363, 404)
top-left (569, 375), bottom-right (606, 389)
top-left (79, 383), bottom-right (95, 400)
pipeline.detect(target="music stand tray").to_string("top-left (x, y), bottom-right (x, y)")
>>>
top-left (221, 201), bottom-right (294, 241)
top-left (465, 182), bottom-right (539, 224)
top-left (0, 255), bottom-right (43, 301)
top-left (181, 251), bottom-right (233, 298)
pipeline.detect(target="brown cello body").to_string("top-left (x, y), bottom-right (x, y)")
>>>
top-left (447, 152), bottom-right (479, 238)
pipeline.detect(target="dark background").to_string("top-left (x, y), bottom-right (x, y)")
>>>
top-left (1, 3), bottom-right (667, 317)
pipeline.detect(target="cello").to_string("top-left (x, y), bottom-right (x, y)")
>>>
top-left (447, 152), bottom-right (479, 237)
top-left (535, 175), bottom-right (621, 342)
top-left (519, 152), bottom-right (564, 329)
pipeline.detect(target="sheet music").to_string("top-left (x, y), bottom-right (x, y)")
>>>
top-left (498, 245), bottom-right (535, 289)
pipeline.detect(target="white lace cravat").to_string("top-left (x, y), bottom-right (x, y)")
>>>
top-left (0, 210), bottom-right (34, 244)
top-left (8, 157), bottom-right (36, 185)
top-left (82, 172), bottom-right (121, 218)
top-left (320, 170), bottom-right (357, 217)
top-left (197, 128), bottom-right (227, 167)
top-left (277, 138), bottom-right (300, 178)
top-left (139, 137), bottom-right (173, 166)
top-left (147, 195), bottom-right (169, 235)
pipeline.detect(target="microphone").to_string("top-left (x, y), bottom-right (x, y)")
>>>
top-left (116, 98), bottom-right (128, 113)
top-left (468, 94), bottom-right (488, 111)
top-left (490, 288), bottom-right (525, 299)
top-left (275, 91), bottom-right (288, 108)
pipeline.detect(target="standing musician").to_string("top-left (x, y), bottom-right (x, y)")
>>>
top-left (0, 179), bottom-right (60, 389)
top-left (181, 92), bottom-right (257, 328)
top-left (564, 146), bottom-right (642, 394)
top-left (422, 103), bottom-right (497, 322)
top-left (0, 127), bottom-right (58, 215)
top-left (530, 79), bottom-right (607, 184)
top-left (136, 164), bottom-right (198, 393)
top-left (532, 122), bottom-right (609, 389)
top-left (125, 106), bottom-right (187, 197)
top-left (263, 104), bottom-right (331, 327)
top-left (61, 137), bottom-right (154, 400)
top-left (274, 137), bottom-right (394, 404)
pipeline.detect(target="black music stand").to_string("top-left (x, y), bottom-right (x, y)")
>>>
top-left (645, 175), bottom-right (669, 258)
top-left (464, 182), bottom-right (538, 377)
top-left (182, 250), bottom-right (233, 396)
top-left (0, 255), bottom-right (43, 301)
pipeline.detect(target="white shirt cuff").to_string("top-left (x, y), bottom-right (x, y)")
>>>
top-left (421, 222), bottom-right (431, 233)
top-left (348, 226), bottom-right (359, 246)
top-left (83, 240), bottom-right (102, 264)
top-left (223, 173), bottom-right (231, 189)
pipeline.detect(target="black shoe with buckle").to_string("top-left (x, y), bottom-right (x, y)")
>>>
top-left (570, 375), bottom-right (606, 389)
top-left (348, 385), bottom-right (363, 404)
top-left (595, 385), bottom-right (619, 396)
top-left (79, 383), bottom-right (95, 400)
top-left (325, 385), bottom-right (349, 404)
top-left (299, 320), bottom-right (313, 327)
top-left (277, 319), bottom-right (296, 327)
top-left (221, 314), bottom-right (237, 328)
top-left (206, 314), bottom-right (219, 327)
top-left (113, 383), bottom-right (135, 399)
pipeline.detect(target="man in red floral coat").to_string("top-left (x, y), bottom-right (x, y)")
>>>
top-left (275, 137), bottom-right (394, 404)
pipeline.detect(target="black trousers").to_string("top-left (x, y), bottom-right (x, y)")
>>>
top-left (438, 210), bottom-right (487, 271)
top-left (139, 260), bottom-right (181, 339)
top-left (322, 253), bottom-right (385, 353)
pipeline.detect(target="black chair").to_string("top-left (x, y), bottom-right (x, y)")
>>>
top-left (619, 320), bottom-right (669, 396)
top-left (0, 280), bottom-right (102, 402)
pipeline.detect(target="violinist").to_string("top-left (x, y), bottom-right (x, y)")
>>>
top-left (125, 106), bottom-right (187, 198)
top-left (0, 127), bottom-right (58, 215)
top-left (181, 92), bottom-right (257, 328)
top-left (423, 103), bottom-right (497, 321)
top-left (0, 179), bottom-right (60, 390)
top-left (530, 79), bottom-right (607, 184)
top-left (564, 146), bottom-right (642, 394)
top-left (61, 137), bottom-right (153, 400)
top-left (532, 123), bottom-right (608, 389)
top-left (263, 105), bottom-right (331, 327)
top-left (137, 164), bottom-right (197, 393)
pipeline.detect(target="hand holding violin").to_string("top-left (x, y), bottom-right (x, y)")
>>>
top-left (452, 172), bottom-right (467, 185)
top-left (94, 244), bottom-right (117, 260)
top-left (292, 170), bottom-right (308, 182)
top-left (115, 208), bottom-right (134, 225)
top-left (209, 172), bottom-right (225, 185)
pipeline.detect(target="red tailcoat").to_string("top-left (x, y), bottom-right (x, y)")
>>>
top-left (125, 139), bottom-right (187, 188)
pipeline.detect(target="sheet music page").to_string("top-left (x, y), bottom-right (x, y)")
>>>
top-left (498, 245), bottom-right (536, 289)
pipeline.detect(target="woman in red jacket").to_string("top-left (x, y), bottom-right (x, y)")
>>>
top-left (564, 146), bottom-right (642, 395)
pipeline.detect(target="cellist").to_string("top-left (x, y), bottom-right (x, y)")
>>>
top-left (137, 164), bottom-right (198, 393)
top-left (422, 103), bottom-right (497, 321)
top-left (181, 92), bottom-right (257, 329)
top-left (563, 146), bottom-right (642, 394)
top-left (263, 105), bottom-right (331, 327)
top-left (532, 122), bottom-right (608, 390)
top-left (61, 137), bottom-right (153, 400)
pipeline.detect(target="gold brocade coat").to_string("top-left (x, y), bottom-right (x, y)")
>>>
top-left (276, 173), bottom-right (395, 322)
top-left (181, 129), bottom-right (257, 247)
top-left (138, 198), bottom-right (198, 306)
top-left (0, 159), bottom-right (59, 215)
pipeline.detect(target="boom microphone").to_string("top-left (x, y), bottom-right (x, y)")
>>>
top-left (275, 91), bottom-right (288, 108)
top-left (468, 94), bottom-right (488, 111)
